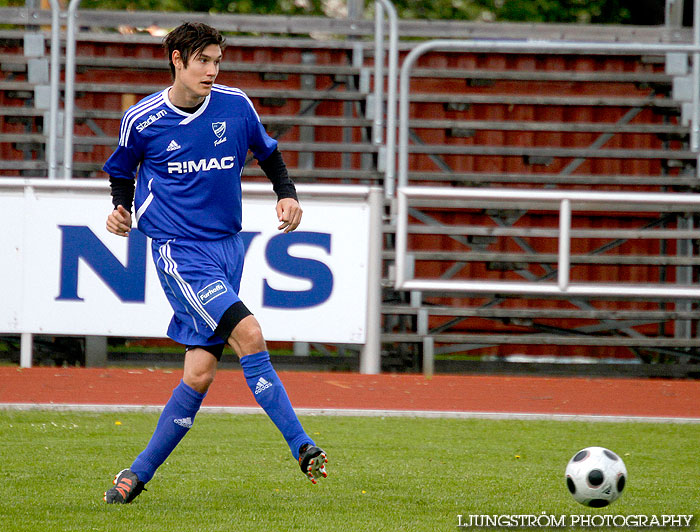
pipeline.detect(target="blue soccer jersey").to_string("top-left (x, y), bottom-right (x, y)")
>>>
top-left (104, 84), bottom-right (277, 240)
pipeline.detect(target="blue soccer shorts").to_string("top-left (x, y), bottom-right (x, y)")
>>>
top-left (151, 233), bottom-right (245, 347)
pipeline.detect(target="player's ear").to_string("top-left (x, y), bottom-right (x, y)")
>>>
top-left (172, 50), bottom-right (183, 70)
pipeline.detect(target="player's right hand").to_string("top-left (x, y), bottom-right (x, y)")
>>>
top-left (106, 205), bottom-right (132, 237)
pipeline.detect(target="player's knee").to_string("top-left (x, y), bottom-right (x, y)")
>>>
top-left (228, 316), bottom-right (266, 357)
top-left (184, 368), bottom-right (215, 393)
top-left (183, 347), bottom-right (218, 393)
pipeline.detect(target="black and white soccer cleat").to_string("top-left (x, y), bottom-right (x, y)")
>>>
top-left (298, 444), bottom-right (328, 485)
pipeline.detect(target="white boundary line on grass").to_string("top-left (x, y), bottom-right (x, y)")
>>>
top-left (1, 403), bottom-right (700, 424)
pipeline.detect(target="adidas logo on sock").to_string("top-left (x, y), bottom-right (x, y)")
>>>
top-left (254, 377), bottom-right (273, 395)
top-left (166, 140), bottom-right (181, 152)
top-left (173, 417), bottom-right (193, 428)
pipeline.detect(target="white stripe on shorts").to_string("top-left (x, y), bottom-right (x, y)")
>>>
top-left (158, 240), bottom-right (218, 331)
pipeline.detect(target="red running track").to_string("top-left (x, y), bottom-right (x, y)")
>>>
top-left (1, 367), bottom-right (699, 419)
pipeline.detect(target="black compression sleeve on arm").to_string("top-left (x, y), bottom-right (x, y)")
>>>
top-left (109, 176), bottom-right (135, 213)
top-left (258, 148), bottom-right (298, 202)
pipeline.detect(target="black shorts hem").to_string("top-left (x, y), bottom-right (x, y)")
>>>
top-left (186, 343), bottom-right (225, 361)
top-left (214, 301), bottom-right (253, 342)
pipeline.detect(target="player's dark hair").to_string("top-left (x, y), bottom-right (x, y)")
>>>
top-left (163, 22), bottom-right (226, 79)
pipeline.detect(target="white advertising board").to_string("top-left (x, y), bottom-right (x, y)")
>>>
top-left (0, 188), bottom-right (25, 332)
top-left (1, 181), bottom-right (371, 344)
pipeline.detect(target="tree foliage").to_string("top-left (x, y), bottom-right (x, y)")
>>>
top-left (0, 0), bottom-right (665, 25)
top-left (387, 0), bottom-right (662, 24)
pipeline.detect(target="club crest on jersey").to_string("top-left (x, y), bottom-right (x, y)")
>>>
top-left (212, 121), bottom-right (227, 146)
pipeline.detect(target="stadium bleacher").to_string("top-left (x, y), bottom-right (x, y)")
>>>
top-left (1, 4), bottom-right (700, 375)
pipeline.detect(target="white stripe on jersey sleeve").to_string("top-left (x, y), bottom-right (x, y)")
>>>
top-left (212, 84), bottom-right (261, 121)
top-left (119, 90), bottom-right (164, 135)
top-left (119, 91), bottom-right (166, 147)
top-left (120, 97), bottom-right (165, 147)
top-left (119, 92), bottom-right (163, 143)
top-left (119, 95), bottom-right (157, 142)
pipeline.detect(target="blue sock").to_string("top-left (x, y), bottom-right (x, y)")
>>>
top-left (240, 351), bottom-right (313, 460)
top-left (130, 380), bottom-right (206, 484)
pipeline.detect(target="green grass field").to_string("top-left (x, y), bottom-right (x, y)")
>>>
top-left (0, 410), bottom-right (698, 531)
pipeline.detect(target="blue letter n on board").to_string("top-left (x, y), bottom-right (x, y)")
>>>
top-left (56, 226), bottom-right (147, 302)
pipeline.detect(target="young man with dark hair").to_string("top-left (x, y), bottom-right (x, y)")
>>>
top-left (102, 22), bottom-right (327, 504)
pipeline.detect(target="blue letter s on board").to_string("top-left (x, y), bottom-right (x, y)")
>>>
top-left (263, 232), bottom-right (333, 309)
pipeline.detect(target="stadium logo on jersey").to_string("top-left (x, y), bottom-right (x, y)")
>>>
top-left (136, 109), bottom-right (167, 132)
top-left (197, 280), bottom-right (228, 305)
top-left (212, 121), bottom-right (227, 146)
top-left (167, 156), bottom-right (236, 174)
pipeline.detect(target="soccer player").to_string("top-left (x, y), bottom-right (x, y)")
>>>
top-left (102, 22), bottom-right (327, 504)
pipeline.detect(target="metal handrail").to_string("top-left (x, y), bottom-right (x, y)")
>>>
top-left (62, 0), bottom-right (81, 180)
top-left (47, 0), bottom-right (60, 180)
top-left (395, 186), bottom-right (700, 298)
top-left (694, 0), bottom-right (700, 170)
top-left (397, 37), bottom-right (700, 194)
top-left (0, 178), bottom-right (374, 196)
top-left (3, 7), bottom-right (693, 43)
top-left (372, 0), bottom-right (398, 198)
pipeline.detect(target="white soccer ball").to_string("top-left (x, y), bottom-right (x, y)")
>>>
top-left (565, 446), bottom-right (627, 507)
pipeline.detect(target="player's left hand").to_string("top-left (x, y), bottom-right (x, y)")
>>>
top-left (276, 198), bottom-right (302, 233)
